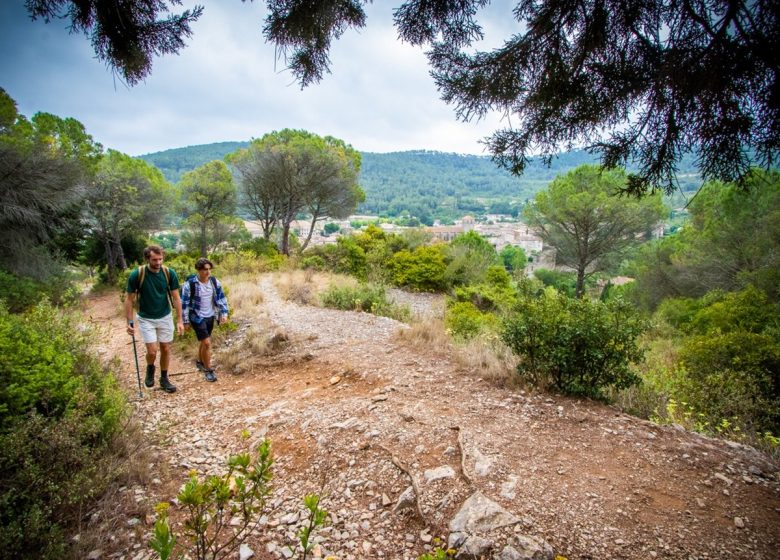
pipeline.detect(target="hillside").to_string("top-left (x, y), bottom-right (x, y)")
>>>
top-left (140, 143), bottom-right (688, 221)
top-left (87, 274), bottom-right (779, 560)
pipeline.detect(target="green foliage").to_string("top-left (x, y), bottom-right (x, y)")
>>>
top-left (630, 170), bottom-right (780, 309)
top-left (85, 149), bottom-right (174, 282)
top-left (320, 282), bottom-right (411, 322)
top-left (533, 268), bottom-right (578, 298)
top-left (0, 300), bottom-right (125, 434)
top-left (154, 440), bottom-right (274, 560)
top-left (445, 301), bottom-right (499, 339)
top-left (149, 504), bottom-right (176, 560)
top-left (296, 494), bottom-right (328, 560)
top-left (241, 237), bottom-right (281, 259)
top-left (524, 165), bottom-right (667, 297)
top-left (0, 412), bottom-right (123, 559)
top-left (502, 290), bottom-right (646, 397)
top-left (500, 244), bottom-right (527, 274)
top-left (323, 222), bottom-right (340, 234)
top-left (303, 237), bottom-right (368, 279)
top-left (389, 244), bottom-right (448, 292)
top-left (0, 269), bottom-right (80, 313)
top-left (444, 231), bottom-right (500, 286)
top-left (178, 160), bottom-right (239, 257)
top-left (418, 545), bottom-right (456, 560)
top-left (0, 300), bottom-right (127, 559)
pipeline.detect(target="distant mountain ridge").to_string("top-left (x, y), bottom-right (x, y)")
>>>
top-left (138, 142), bottom-right (700, 220)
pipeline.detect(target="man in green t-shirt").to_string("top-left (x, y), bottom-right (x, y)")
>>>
top-left (124, 245), bottom-right (184, 393)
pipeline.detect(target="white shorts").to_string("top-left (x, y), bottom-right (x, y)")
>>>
top-left (137, 314), bottom-right (174, 344)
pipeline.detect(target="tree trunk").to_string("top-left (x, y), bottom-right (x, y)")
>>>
top-left (200, 222), bottom-right (208, 257)
top-left (575, 266), bottom-right (586, 298)
top-left (102, 237), bottom-right (115, 284)
top-left (281, 222), bottom-right (291, 255)
top-left (299, 215), bottom-right (319, 253)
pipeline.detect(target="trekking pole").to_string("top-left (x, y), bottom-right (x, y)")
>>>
top-left (131, 331), bottom-right (143, 398)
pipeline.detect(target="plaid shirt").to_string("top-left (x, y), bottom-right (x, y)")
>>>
top-left (181, 276), bottom-right (229, 325)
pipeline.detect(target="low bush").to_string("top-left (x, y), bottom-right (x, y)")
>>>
top-left (389, 244), bottom-right (448, 292)
top-left (445, 301), bottom-right (499, 339)
top-left (0, 301), bottom-right (125, 433)
top-left (0, 269), bottom-right (79, 313)
top-left (0, 413), bottom-right (121, 559)
top-left (320, 282), bottom-right (411, 322)
top-left (676, 332), bottom-right (780, 434)
top-left (0, 301), bottom-right (127, 559)
top-left (502, 290), bottom-right (646, 397)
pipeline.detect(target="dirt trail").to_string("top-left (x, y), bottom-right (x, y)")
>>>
top-left (87, 276), bottom-right (779, 560)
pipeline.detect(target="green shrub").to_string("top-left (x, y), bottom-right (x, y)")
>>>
top-left (445, 301), bottom-right (499, 339)
top-left (301, 255), bottom-right (327, 271)
top-left (0, 270), bottom-right (48, 312)
top-left (0, 412), bottom-right (120, 559)
top-left (320, 282), bottom-right (411, 322)
top-left (0, 301), bottom-right (127, 559)
top-left (0, 301), bottom-right (125, 434)
top-left (451, 265), bottom-right (517, 312)
top-left (444, 231), bottom-right (500, 286)
top-left (0, 269), bottom-right (79, 313)
top-left (502, 290), bottom-right (646, 397)
top-left (676, 331), bottom-right (780, 433)
top-left (532, 268), bottom-right (578, 298)
top-left (389, 244), bottom-right (448, 292)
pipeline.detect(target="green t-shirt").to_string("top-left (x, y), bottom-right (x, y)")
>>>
top-left (126, 266), bottom-right (180, 319)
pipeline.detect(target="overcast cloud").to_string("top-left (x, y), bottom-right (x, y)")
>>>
top-left (0, 1), bottom-right (517, 157)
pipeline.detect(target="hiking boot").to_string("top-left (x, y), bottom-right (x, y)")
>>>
top-left (144, 364), bottom-right (155, 388)
top-left (159, 372), bottom-right (177, 393)
top-left (195, 360), bottom-right (206, 372)
top-left (204, 369), bottom-right (217, 383)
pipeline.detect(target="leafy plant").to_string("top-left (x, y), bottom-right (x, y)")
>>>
top-left (320, 282), bottom-right (411, 322)
top-left (296, 494), bottom-right (328, 560)
top-left (502, 290), bottom-right (646, 397)
top-left (151, 440), bottom-right (274, 560)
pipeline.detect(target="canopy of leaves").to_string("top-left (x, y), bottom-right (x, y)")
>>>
top-left (85, 149), bottom-right (172, 280)
top-left (267, 0), bottom-right (778, 194)
top-left (525, 165), bottom-right (666, 297)
top-left (629, 169), bottom-right (780, 309)
top-left (229, 129), bottom-right (362, 254)
top-left (178, 160), bottom-right (238, 256)
top-left (36, 2), bottom-right (773, 194)
top-left (0, 88), bottom-right (102, 279)
top-left (26, 0), bottom-right (203, 85)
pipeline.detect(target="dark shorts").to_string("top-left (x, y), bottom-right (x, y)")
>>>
top-left (191, 317), bottom-right (215, 341)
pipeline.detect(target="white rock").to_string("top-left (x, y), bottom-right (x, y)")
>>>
top-left (239, 543), bottom-right (254, 560)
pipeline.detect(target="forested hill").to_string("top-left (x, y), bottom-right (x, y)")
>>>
top-left (138, 143), bottom-right (698, 221)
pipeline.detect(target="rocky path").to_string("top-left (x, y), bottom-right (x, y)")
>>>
top-left (89, 275), bottom-right (779, 560)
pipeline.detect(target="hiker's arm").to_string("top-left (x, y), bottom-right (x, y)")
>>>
top-left (124, 292), bottom-right (136, 335)
top-left (171, 290), bottom-right (184, 335)
top-left (181, 282), bottom-right (191, 328)
top-left (216, 281), bottom-right (229, 324)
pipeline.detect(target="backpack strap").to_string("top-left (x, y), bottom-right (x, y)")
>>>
top-left (136, 265), bottom-right (174, 309)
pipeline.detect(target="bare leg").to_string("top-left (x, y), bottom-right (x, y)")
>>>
top-left (159, 342), bottom-right (171, 371)
top-left (199, 337), bottom-right (212, 369)
top-left (145, 342), bottom-right (159, 366)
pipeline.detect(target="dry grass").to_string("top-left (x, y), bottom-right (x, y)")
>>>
top-left (223, 272), bottom-right (265, 320)
top-left (454, 335), bottom-right (522, 388)
top-left (273, 269), bottom-right (352, 305)
top-left (393, 317), bottom-right (452, 353)
top-left (72, 417), bottom-right (154, 559)
top-left (216, 318), bottom-right (291, 375)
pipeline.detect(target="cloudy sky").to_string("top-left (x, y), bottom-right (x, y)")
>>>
top-left (1, 1), bottom-right (518, 157)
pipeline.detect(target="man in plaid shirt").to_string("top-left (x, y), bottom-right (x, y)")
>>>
top-left (182, 257), bottom-right (230, 382)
